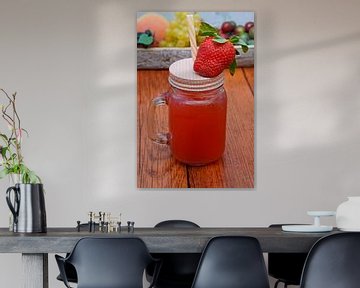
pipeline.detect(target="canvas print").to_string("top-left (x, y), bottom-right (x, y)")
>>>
top-left (137, 12), bottom-right (254, 188)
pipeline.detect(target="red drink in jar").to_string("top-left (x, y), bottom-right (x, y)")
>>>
top-left (148, 58), bottom-right (227, 166)
top-left (168, 87), bottom-right (227, 165)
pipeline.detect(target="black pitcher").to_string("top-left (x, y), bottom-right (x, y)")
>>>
top-left (6, 183), bottom-right (47, 233)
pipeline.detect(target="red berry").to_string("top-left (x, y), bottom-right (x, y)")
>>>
top-left (221, 21), bottom-right (236, 33)
top-left (244, 21), bottom-right (254, 33)
top-left (194, 37), bottom-right (236, 78)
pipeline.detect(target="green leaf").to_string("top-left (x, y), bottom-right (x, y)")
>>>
top-left (229, 35), bottom-right (240, 44)
top-left (237, 39), bottom-right (247, 46)
top-left (199, 21), bottom-right (218, 37)
top-left (21, 128), bottom-right (29, 137)
top-left (19, 163), bottom-right (28, 173)
top-left (212, 35), bottom-right (227, 44)
top-left (237, 39), bottom-right (249, 53)
top-left (1, 146), bottom-right (8, 158)
top-left (0, 133), bottom-right (8, 142)
top-left (15, 163), bottom-right (41, 184)
top-left (200, 31), bottom-right (216, 37)
top-left (22, 173), bottom-right (29, 184)
top-left (230, 36), bottom-right (249, 54)
top-left (0, 168), bottom-right (9, 179)
top-left (10, 153), bottom-right (17, 160)
top-left (27, 170), bottom-right (36, 183)
top-left (240, 44), bottom-right (248, 53)
top-left (137, 33), bottom-right (154, 46)
top-left (229, 59), bottom-right (237, 76)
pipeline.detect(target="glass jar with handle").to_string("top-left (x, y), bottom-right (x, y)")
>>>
top-left (148, 58), bottom-right (227, 166)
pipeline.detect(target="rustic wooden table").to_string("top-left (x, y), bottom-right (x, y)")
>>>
top-left (137, 67), bottom-right (254, 188)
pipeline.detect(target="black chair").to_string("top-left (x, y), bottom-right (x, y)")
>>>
top-left (300, 232), bottom-right (360, 288)
top-left (268, 224), bottom-right (308, 288)
top-left (55, 237), bottom-right (160, 288)
top-left (147, 220), bottom-right (201, 288)
top-left (191, 236), bottom-right (270, 288)
top-left (56, 223), bottom-right (99, 284)
top-left (56, 262), bottom-right (77, 284)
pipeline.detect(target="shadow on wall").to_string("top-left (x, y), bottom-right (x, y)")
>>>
top-left (262, 31), bottom-right (360, 63)
top-left (258, 9), bottom-right (360, 206)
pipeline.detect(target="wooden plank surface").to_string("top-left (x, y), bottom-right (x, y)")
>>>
top-left (0, 227), bottom-right (339, 254)
top-left (22, 254), bottom-right (48, 288)
top-left (137, 68), bottom-right (254, 188)
top-left (243, 67), bottom-right (254, 95)
top-left (137, 70), bottom-right (188, 188)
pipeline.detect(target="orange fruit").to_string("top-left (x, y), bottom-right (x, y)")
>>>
top-left (137, 13), bottom-right (169, 47)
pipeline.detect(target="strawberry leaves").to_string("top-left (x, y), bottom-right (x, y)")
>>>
top-left (229, 59), bottom-right (237, 76)
top-left (229, 36), bottom-right (249, 53)
top-left (198, 22), bottom-right (218, 37)
top-left (212, 36), bottom-right (228, 44)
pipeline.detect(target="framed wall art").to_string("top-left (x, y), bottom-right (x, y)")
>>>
top-left (137, 12), bottom-right (255, 188)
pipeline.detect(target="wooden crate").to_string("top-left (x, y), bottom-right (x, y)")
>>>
top-left (137, 46), bottom-right (254, 69)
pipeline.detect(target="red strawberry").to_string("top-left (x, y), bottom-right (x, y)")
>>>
top-left (194, 37), bottom-right (236, 78)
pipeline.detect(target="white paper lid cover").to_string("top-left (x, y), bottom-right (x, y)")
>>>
top-left (168, 58), bottom-right (224, 91)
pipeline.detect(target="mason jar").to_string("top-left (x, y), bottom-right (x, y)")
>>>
top-left (148, 58), bottom-right (227, 166)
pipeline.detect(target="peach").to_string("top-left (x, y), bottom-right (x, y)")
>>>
top-left (137, 13), bottom-right (169, 47)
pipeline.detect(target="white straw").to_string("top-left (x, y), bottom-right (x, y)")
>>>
top-left (186, 14), bottom-right (197, 61)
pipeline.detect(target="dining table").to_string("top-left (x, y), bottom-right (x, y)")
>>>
top-left (0, 226), bottom-right (340, 288)
top-left (137, 67), bottom-right (254, 188)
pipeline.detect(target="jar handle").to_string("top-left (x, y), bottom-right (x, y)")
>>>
top-left (147, 92), bottom-right (170, 145)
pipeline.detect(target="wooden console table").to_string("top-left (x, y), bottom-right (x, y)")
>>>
top-left (0, 227), bottom-right (338, 288)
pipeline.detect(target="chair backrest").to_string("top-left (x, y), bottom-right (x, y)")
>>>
top-left (155, 219), bottom-right (200, 228)
top-left (149, 220), bottom-right (201, 287)
top-left (268, 224), bottom-right (308, 285)
top-left (300, 232), bottom-right (360, 288)
top-left (191, 236), bottom-right (270, 288)
top-left (66, 237), bottom-right (154, 288)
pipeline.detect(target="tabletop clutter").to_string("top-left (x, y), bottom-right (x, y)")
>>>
top-left (76, 211), bottom-right (135, 233)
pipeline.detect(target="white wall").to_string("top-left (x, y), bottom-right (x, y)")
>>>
top-left (0, 0), bottom-right (360, 287)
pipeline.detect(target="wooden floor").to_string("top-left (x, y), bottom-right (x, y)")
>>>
top-left (137, 67), bottom-right (254, 188)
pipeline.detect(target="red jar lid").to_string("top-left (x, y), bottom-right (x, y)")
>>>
top-left (169, 58), bottom-right (224, 91)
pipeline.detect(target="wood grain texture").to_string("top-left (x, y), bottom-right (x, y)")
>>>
top-left (137, 71), bottom-right (188, 188)
top-left (243, 67), bottom-right (254, 95)
top-left (22, 254), bottom-right (48, 288)
top-left (0, 227), bottom-right (339, 253)
top-left (137, 68), bottom-right (254, 188)
top-left (188, 69), bottom-right (254, 188)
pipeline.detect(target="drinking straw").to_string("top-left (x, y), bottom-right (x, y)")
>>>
top-left (186, 14), bottom-right (197, 61)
